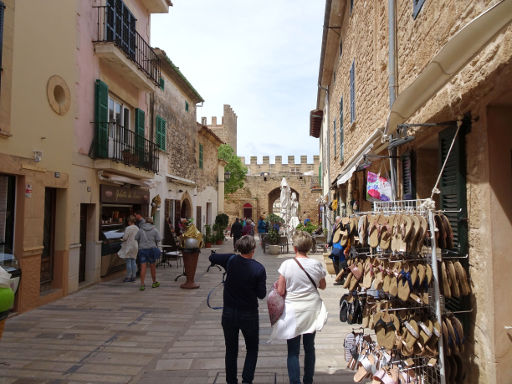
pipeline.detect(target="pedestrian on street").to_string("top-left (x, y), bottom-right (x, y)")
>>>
top-left (134, 211), bottom-right (145, 228)
top-left (230, 218), bottom-right (243, 251)
top-left (328, 216), bottom-right (346, 279)
top-left (135, 217), bottom-right (161, 291)
top-left (209, 235), bottom-right (267, 384)
top-left (257, 216), bottom-right (267, 234)
top-left (271, 231), bottom-right (328, 384)
top-left (118, 215), bottom-right (139, 282)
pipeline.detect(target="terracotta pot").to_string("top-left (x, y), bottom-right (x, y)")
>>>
top-left (180, 250), bottom-right (200, 289)
top-left (205, 243), bottom-right (212, 248)
top-left (216, 240), bottom-right (223, 245)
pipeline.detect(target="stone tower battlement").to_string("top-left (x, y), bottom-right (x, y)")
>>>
top-left (201, 104), bottom-right (238, 153)
top-left (240, 155), bottom-right (320, 176)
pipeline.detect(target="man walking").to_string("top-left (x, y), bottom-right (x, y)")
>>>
top-left (230, 218), bottom-right (243, 251)
top-left (209, 236), bottom-right (267, 384)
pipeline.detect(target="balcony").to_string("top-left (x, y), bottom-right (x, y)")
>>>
top-left (93, 4), bottom-right (161, 91)
top-left (141, 0), bottom-right (172, 13)
top-left (91, 122), bottom-right (159, 175)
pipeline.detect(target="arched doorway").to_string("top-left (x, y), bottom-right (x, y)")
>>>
top-left (267, 187), bottom-right (300, 216)
top-left (243, 203), bottom-right (253, 220)
top-left (180, 197), bottom-right (192, 219)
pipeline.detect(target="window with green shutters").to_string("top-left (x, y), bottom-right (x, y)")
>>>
top-left (185, 101), bottom-right (189, 112)
top-left (135, 108), bottom-right (145, 165)
top-left (159, 77), bottom-right (164, 90)
top-left (199, 143), bottom-right (203, 169)
top-left (94, 79), bottom-right (109, 158)
top-left (155, 115), bottom-right (166, 151)
top-left (401, 152), bottom-right (416, 200)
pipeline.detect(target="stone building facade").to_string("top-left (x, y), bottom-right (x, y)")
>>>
top-left (152, 49), bottom-right (224, 236)
top-left (202, 104), bottom-right (238, 153)
top-left (313, 1), bottom-right (512, 383)
top-left (223, 156), bottom-right (322, 227)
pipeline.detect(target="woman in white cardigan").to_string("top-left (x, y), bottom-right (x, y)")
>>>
top-left (271, 231), bottom-right (328, 384)
top-left (118, 215), bottom-right (139, 282)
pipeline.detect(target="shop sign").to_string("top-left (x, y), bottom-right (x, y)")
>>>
top-left (25, 184), bottom-right (32, 198)
top-left (100, 185), bottom-right (149, 205)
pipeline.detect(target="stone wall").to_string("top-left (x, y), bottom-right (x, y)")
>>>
top-left (196, 127), bottom-right (220, 193)
top-left (328, 0), bottom-right (390, 179)
top-left (223, 159), bottom-right (321, 228)
top-left (203, 104), bottom-right (237, 153)
top-left (154, 71), bottom-right (199, 182)
top-left (241, 155), bottom-right (320, 177)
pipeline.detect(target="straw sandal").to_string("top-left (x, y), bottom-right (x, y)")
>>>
top-left (454, 261), bottom-right (471, 296)
top-left (441, 261), bottom-right (452, 299)
top-left (446, 261), bottom-right (461, 298)
top-left (368, 215), bottom-right (381, 248)
top-left (379, 216), bottom-right (393, 250)
top-left (358, 215), bottom-right (368, 246)
top-left (440, 214), bottom-right (454, 249)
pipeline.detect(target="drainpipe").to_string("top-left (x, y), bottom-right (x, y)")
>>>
top-left (388, 0), bottom-right (398, 200)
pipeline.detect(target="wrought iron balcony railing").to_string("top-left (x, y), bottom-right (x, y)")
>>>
top-left (92, 122), bottom-right (159, 173)
top-left (93, 2), bottom-right (161, 85)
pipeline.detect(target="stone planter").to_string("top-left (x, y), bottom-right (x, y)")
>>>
top-left (268, 244), bottom-right (281, 255)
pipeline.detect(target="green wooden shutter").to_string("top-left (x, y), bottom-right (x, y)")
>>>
top-left (439, 124), bottom-right (470, 328)
top-left (402, 152), bottom-right (416, 200)
top-left (135, 108), bottom-right (145, 165)
top-left (159, 77), bottom-right (164, 90)
top-left (350, 61), bottom-right (356, 123)
top-left (94, 79), bottom-right (109, 158)
top-left (199, 143), bottom-right (203, 169)
top-left (340, 97), bottom-right (344, 162)
top-left (155, 115), bottom-right (165, 151)
top-left (333, 120), bottom-right (336, 158)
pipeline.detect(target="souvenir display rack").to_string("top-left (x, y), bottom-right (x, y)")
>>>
top-left (336, 198), bottom-right (472, 384)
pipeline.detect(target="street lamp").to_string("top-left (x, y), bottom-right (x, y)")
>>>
top-left (224, 171), bottom-right (231, 181)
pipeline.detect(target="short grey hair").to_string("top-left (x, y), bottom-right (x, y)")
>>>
top-left (236, 235), bottom-right (256, 254)
top-left (335, 216), bottom-right (342, 223)
top-left (292, 231), bottom-right (313, 253)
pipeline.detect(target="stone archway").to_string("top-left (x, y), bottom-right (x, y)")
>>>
top-left (180, 192), bottom-right (192, 219)
top-left (267, 187), bottom-right (300, 216)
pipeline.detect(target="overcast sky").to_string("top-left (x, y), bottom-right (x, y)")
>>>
top-left (151, 1), bottom-right (324, 164)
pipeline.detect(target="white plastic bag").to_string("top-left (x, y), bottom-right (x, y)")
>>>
top-left (0, 267), bottom-right (11, 289)
top-left (267, 281), bottom-right (285, 326)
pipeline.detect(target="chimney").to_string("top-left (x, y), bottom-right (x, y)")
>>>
top-left (212, 116), bottom-right (217, 125)
top-left (239, 156), bottom-right (246, 165)
top-left (201, 117), bottom-right (207, 125)
top-left (250, 156), bottom-right (257, 165)
top-left (263, 156), bottom-right (269, 164)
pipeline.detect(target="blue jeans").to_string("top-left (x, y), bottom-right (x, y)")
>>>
top-left (221, 307), bottom-right (259, 384)
top-left (125, 258), bottom-right (137, 279)
top-left (287, 333), bottom-right (316, 384)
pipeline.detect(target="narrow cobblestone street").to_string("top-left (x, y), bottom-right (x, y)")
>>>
top-left (0, 238), bottom-right (355, 384)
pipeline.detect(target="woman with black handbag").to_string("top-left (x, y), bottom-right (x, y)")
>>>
top-left (270, 231), bottom-right (328, 384)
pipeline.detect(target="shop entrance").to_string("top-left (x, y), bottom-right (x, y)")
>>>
top-left (41, 187), bottom-right (56, 290)
top-left (79, 204), bottom-right (93, 283)
top-left (0, 174), bottom-right (15, 257)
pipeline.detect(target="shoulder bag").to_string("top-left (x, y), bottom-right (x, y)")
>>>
top-left (293, 258), bottom-right (317, 289)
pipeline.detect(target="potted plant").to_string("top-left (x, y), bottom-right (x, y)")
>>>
top-left (204, 225), bottom-right (212, 248)
top-left (213, 223), bottom-right (224, 245)
top-left (266, 228), bottom-right (281, 255)
top-left (265, 213), bottom-right (284, 232)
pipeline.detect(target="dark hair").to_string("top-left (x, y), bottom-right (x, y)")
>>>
top-left (236, 235), bottom-right (256, 254)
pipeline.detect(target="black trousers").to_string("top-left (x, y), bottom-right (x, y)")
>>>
top-left (222, 307), bottom-right (259, 384)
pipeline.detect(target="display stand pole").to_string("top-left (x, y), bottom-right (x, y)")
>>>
top-left (428, 209), bottom-right (446, 384)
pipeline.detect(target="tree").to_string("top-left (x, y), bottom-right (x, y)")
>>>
top-left (218, 144), bottom-right (248, 195)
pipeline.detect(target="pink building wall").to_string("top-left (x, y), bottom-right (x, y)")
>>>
top-left (75, 0), bottom-right (152, 155)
